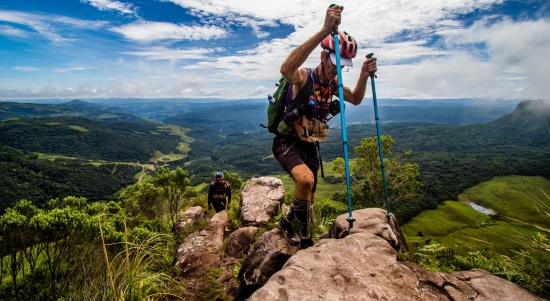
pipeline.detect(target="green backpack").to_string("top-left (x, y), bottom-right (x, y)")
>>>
top-left (263, 69), bottom-right (314, 136)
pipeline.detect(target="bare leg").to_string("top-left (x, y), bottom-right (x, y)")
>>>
top-left (290, 164), bottom-right (314, 201)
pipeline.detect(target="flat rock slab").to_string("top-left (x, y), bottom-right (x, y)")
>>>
top-left (248, 232), bottom-right (544, 301)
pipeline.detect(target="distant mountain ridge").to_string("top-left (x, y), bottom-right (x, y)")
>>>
top-left (0, 116), bottom-right (179, 162)
top-left (1, 98), bottom-right (519, 133)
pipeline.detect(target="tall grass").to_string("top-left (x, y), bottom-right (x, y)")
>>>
top-left (95, 217), bottom-right (186, 301)
top-left (500, 189), bottom-right (550, 296)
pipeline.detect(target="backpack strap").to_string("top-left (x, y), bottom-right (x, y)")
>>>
top-left (285, 68), bottom-right (314, 108)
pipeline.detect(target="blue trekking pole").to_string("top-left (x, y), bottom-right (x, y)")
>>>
top-left (330, 4), bottom-right (355, 228)
top-left (366, 53), bottom-right (391, 219)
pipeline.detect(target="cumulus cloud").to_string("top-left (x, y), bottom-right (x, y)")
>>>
top-left (398, 18), bottom-right (550, 99)
top-left (248, 85), bottom-right (272, 97)
top-left (110, 21), bottom-right (227, 42)
top-left (80, 0), bottom-right (137, 15)
top-left (153, 0), bottom-right (518, 95)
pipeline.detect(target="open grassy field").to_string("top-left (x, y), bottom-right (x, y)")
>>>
top-left (401, 175), bottom-right (550, 255)
top-left (150, 125), bottom-right (193, 163)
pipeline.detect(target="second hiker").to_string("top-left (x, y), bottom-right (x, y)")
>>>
top-left (208, 172), bottom-right (232, 213)
top-left (273, 5), bottom-right (377, 249)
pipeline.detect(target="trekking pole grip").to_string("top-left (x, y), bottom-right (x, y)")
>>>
top-left (329, 4), bottom-right (339, 36)
top-left (366, 53), bottom-right (375, 78)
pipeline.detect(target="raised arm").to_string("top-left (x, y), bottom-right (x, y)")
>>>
top-left (343, 56), bottom-right (377, 105)
top-left (280, 5), bottom-right (343, 86)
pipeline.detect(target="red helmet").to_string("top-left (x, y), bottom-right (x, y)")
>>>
top-left (320, 31), bottom-right (357, 58)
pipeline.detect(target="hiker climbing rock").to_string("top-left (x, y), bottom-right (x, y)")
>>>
top-left (208, 172), bottom-right (232, 213)
top-left (272, 4), bottom-right (377, 249)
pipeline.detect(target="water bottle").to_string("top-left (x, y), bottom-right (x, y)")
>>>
top-left (325, 99), bottom-right (341, 121)
top-left (284, 100), bottom-right (314, 123)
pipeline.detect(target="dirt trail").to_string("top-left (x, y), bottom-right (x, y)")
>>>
top-left (136, 162), bottom-right (146, 183)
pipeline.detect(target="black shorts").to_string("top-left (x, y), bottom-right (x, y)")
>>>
top-left (212, 200), bottom-right (226, 213)
top-left (272, 135), bottom-right (320, 193)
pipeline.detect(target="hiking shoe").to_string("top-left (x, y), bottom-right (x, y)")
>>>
top-left (300, 237), bottom-right (314, 249)
top-left (277, 218), bottom-right (300, 245)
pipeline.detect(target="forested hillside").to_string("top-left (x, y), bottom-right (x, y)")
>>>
top-left (0, 145), bottom-right (140, 212)
top-left (0, 100), bottom-right (144, 122)
top-left (0, 116), bottom-right (179, 162)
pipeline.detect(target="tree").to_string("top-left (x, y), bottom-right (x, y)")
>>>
top-left (31, 197), bottom-right (96, 300)
top-left (332, 135), bottom-right (422, 209)
top-left (120, 167), bottom-right (197, 231)
top-left (0, 200), bottom-right (41, 299)
top-left (119, 181), bottom-right (164, 221)
top-left (153, 167), bottom-right (197, 228)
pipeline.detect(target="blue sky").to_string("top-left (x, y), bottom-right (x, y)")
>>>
top-left (0, 0), bottom-right (549, 101)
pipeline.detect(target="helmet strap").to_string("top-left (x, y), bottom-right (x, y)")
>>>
top-left (319, 54), bottom-right (330, 83)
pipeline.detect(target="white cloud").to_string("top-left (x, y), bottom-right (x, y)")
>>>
top-left (0, 25), bottom-right (30, 38)
top-left (151, 0), bottom-right (516, 97)
top-left (13, 66), bottom-right (43, 71)
top-left (2, 0), bottom-right (549, 100)
top-left (0, 10), bottom-right (108, 45)
top-left (110, 21), bottom-right (227, 42)
top-left (0, 84), bottom-right (109, 98)
top-left (248, 85), bottom-right (271, 97)
top-left (80, 0), bottom-right (137, 15)
top-left (120, 46), bottom-right (220, 61)
top-left (397, 18), bottom-right (550, 99)
top-left (52, 67), bottom-right (89, 72)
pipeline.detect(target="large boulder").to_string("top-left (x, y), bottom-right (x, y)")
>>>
top-left (238, 228), bottom-right (300, 298)
top-left (322, 208), bottom-right (408, 253)
top-left (248, 209), bottom-right (544, 301)
top-left (174, 211), bottom-right (229, 278)
top-left (249, 232), bottom-right (414, 301)
top-left (241, 177), bottom-right (285, 226)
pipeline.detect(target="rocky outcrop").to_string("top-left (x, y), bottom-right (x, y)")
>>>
top-left (238, 228), bottom-right (301, 298)
top-left (240, 177), bottom-right (285, 226)
top-left (174, 210), bottom-right (229, 279)
top-left (227, 227), bottom-right (259, 259)
top-left (247, 209), bottom-right (544, 301)
top-left (174, 206), bottom-right (204, 233)
top-left (322, 208), bottom-right (408, 253)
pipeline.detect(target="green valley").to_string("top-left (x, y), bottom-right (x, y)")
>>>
top-left (402, 175), bottom-right (550, 254)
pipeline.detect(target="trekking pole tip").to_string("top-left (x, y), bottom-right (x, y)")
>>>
top-left (346, 216), bottom-right (356, 228)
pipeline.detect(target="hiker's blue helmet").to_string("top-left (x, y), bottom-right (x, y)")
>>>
top-left (214, 172), bottom-right (224, 179)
